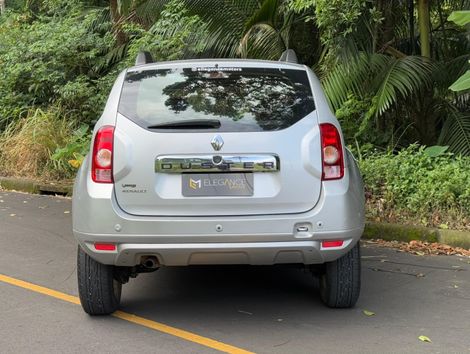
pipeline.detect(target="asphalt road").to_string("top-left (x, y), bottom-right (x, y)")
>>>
top-left (0, 191), bottom-right (469, 354)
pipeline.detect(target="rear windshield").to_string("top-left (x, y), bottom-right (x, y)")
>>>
top-left (119, 67), bottom-right (315, 132)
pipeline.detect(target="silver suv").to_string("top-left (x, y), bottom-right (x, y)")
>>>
top-left (73, 50), bottom-right (365, 315)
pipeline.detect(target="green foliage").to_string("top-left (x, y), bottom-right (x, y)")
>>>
top-left (183, 0), bottom-right (293, 59)
top-left (335, 94), bottom-right (377, 145)
top-left (239, 0), bottom-right (293, 60)
top-left (320, 12), bottom-right (469, 154)
top-left (122, 0), bottom-right (206, 65)
top-left (288, 0), bottom-right (314, 13)
top-left (449, 69), bottom-right (470, 92)
top-left (315, 0), bottom-right (370, 44)
top-left (423, 145), bottom-right (448, 158)
top-left (290, 0), bottom-right (382, 62)
top-left (360, 145), bottom-right (470, 229)
top-left (0, 5), bottom-right (114, 127)
top-left (438, 110), bottom-right (470, 156)
top-left (51, 124), bottom-right (91, 175)
top-left (448, 12), bottom-right (470, 92)
top-left (314, 1), bottom-right (470, 155)
top-left (448, 10), bottom-right (470, 26)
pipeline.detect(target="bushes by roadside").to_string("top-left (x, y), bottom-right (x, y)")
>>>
top-left (360, 145), bottom-right (470, 230)
top-left (0, 0), bottom-right (205, 181)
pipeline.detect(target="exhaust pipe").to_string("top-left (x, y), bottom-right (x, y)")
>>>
top-left (141, 256), bottom-right (159, 269)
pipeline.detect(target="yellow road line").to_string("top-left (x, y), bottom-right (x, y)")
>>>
top-left (0, 273), bottom-right (254, 354)
top-left (113, 311), bottom-right (253, 354)
top-left (0, 274), bottom-right (81, 305)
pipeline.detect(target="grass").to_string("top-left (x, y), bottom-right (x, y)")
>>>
top-left (0, 108), bottom-right (80, 181)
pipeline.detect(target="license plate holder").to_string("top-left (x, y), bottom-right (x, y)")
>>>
top-left (182, 173), bottom-right (253, 197)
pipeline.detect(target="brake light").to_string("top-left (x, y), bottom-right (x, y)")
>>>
top-left (320, 123), bottom-right (344, 180)
top-left (92, 125), bottom-right (115, 183)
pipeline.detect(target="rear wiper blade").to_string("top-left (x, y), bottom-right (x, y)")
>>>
top-left (148, 119), bottom-right (221, 129)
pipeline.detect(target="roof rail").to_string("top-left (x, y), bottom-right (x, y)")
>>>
top-left (279, 49), bottom-right (298, 64)
top-left (135, 51), bottom-right (154, 66)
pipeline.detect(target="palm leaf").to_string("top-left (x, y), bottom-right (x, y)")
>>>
top-left (239, 23), bottom-right (284, 59)
top-left (184, 0), bottom-right (257, 57)
top-left (372, 56), bottom-right (434, 115)
top-left (323, 53), bottom-right (435, 118)
top-left (183, 0), bottom-right (292, 59)
top-left (244, 0), bottom-right (278, 32)
top-left (439, 109), bottom-right (470, 156)
top-left (321, 53), bottom-right (388, 111)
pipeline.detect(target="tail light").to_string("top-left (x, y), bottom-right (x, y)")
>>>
top-left (92, 125), bottom-right (115, 183)
top-left (320, 123), bottom-right (344, 180)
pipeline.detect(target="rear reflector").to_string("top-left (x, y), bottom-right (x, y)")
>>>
top-left (321, 240), bottom-right (344, 248)
top-left (94, 243), bottom-right (116, 251)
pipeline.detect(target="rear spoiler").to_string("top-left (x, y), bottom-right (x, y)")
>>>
top-left (279, 49), bottom-right (298, 64)
top-left (135, 51), bottom-right (154, 66)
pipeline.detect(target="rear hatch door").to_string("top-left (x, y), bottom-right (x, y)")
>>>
top-left (113, 63), bottom-right (323, 216)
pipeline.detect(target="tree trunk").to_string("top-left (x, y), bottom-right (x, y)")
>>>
top-left (379, 1), bottom-right (395, 48)
top-left (417, 0), bottom-right (431, 58)
top-left (0, 0), bottom-right (6, 14)
top-left (110, 0), bottom-right (127, 46)
top-left (408, 0), bottom-right (415, 54)
top-left (436, 0), bottom-right (450, 59)
top-left (416, 0), bottom-right (435, 144)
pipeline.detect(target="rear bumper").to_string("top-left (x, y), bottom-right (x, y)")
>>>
top-left (73, 153), bottom-right (365, 266)
top-left (75, 228), bottom-right (362, 266)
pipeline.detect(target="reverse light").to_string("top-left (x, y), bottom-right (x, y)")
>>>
top-left (92, 125), bottom-right (115, 183)
top-left (321, 240), bottom-right (344, 248)
top-left (94, 243), bottom-right (116, 251)
top-left (323, 145), bottom-right (340, 164)
top-left (320, 123), bottom-right (344, 180)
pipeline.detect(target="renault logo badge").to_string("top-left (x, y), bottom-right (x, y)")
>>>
top-left (211, 135), bottom-right (224, 151)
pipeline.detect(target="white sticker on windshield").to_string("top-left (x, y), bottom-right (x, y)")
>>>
top-left (193, 67), bottom-right (242, 72)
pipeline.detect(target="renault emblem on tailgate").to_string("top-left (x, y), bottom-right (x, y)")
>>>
top-left (211, 135), bottom-right (224, 151)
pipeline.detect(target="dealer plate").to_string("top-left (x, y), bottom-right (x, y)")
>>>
top-left (182, 173), bottom-right (253, 197)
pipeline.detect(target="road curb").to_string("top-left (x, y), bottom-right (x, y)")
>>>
top-left (0, 176), bottom-right (73, 196)
top-left (364, 222), bottom-right (470, 250)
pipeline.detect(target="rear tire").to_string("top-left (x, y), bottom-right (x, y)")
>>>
top-left (77, 246), bottom-right (122, 315)
top-left (319, 242), bottom-right (361, 308)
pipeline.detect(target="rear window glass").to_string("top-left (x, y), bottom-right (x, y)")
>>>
top-left (119, 67), bottom-right (315, 132)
